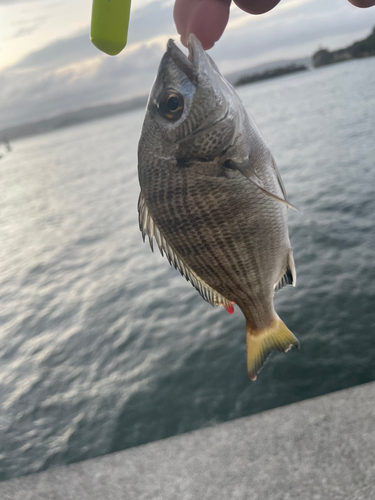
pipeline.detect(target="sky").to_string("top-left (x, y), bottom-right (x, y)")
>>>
top-left (0, 0), bottom-right (374, 128)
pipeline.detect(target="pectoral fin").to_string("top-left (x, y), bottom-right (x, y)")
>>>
top-left (226, 158), bottom-right (298, 211)
top-left (270, 154), bottom-right (288, 202)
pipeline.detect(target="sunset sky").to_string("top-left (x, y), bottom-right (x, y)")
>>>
top-left (0, 0), bottom-right (373, 128)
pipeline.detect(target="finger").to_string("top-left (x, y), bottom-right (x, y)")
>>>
top-left (348, 0), bottom-right (375, 6)
top-left (233, 0), bottom-right (281, 14)
top-left (174, 0), bottom-right (231, 50)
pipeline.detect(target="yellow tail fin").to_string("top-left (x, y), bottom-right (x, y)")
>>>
top-left (246, 317), bottom-right (299, 381)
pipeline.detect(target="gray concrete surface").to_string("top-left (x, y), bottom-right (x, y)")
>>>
top-left (1, 382), bottom-right (375, 500)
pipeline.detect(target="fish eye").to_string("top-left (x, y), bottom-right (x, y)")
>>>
top-left (157, 90), bottom-right (184, 121)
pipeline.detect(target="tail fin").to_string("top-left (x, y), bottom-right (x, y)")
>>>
top-left (246, 316), bottom-right (299, 381)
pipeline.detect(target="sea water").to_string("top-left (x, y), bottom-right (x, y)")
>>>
top-left (0, 57), bottom-right (374, 480)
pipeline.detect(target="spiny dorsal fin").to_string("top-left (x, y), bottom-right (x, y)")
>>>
top-left (138, 192), bottom-right (233, 309)
top-left (274, 251), bottom-right (297, 293)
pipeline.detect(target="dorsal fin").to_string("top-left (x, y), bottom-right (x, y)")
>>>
top-left (274, 268), bottom-right (294, 292)
top-left (274, 251), bottom-right (296, 293)
top-left (138, 192), bottom-right (234, 309)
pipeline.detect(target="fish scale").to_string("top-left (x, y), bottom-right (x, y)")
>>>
top-left (137, 35), bottom-right (299, 380)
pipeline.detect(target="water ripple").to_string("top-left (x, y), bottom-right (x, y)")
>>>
top-left (1, 59), bottom-right (375, 481)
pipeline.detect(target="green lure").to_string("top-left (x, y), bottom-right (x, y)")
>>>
top-left (90, 0), bottom-right (132, 55)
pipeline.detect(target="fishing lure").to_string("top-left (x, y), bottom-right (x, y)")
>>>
top-left (90, 0), bottom-right (132, 55)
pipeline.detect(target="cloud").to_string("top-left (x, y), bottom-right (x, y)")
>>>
top-left (10, 16), bottom-right (49, 39)
top-left (11, 0), bottom-right (174, 71)
top-left (0, 0), bottom-right (176, 127)
top-left (12, 25), bottom-right (40, 38)
top-left (128, 0), bottom-right (175, 44)
top-left (0, 0), bottom-right (374, 129)
top-left (0, 41), bottom-right (163, 128)
top-left (14, 31), bottom-right (98, 69)
top-left (0, 0), bottom-right (45, 4)
top-left (211, 0), bottom-right (374, 70)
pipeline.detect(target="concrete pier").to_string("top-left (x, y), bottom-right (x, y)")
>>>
top-left (2, 381), bottom-right (375, 500)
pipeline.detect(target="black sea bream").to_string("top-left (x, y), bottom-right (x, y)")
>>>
top-left (137, 35), bottom-right (299, 380)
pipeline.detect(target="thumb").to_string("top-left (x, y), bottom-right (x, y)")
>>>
top-left (174, 0), bottom-right (231, 50)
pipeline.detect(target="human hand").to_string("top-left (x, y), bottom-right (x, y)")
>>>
top-left (174, 0), bottom-right (375, 50)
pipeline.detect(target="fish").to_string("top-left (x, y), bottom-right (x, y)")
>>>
top-left (137, 34), bottom-right (299, 380)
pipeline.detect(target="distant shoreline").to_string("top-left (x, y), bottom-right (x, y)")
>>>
top-left (0, 58), bottom-right (310, 144)
top-left (0, 95), bottom-right (148, 144)
top-left (234, 64), bottom-right (308, 87)
top-left (313, 26), bottom-right (375, 68)
top-left (1, 26), bottom-right (374, 144)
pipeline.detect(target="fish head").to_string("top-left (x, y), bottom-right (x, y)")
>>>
top-left (139, 34), bottom-right (240, 162)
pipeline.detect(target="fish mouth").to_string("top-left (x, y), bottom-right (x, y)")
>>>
top-left (186, 33), bottom-right (202, 63)
top-left (165, 35), bottom-right (203, 84)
